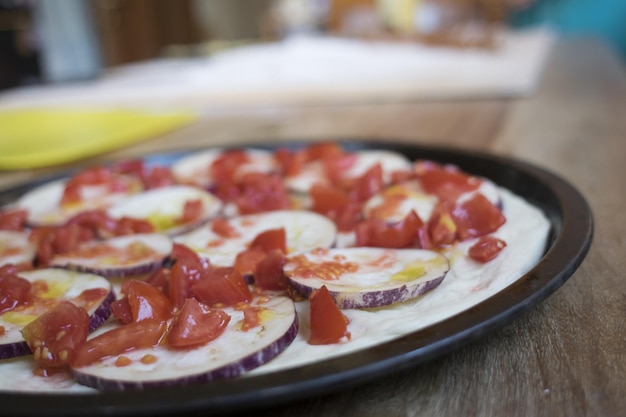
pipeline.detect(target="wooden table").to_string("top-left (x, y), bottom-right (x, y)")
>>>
top-left (1, 38), bottom-right (624, 417)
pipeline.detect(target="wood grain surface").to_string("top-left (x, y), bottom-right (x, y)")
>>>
top-left (1, 38), bottom-right (623, 417)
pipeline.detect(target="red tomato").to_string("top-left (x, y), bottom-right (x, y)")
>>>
top-left (419, 164), bottom-right (481, 202)
top-left (301, 142), bottom-right (343, 162)
top-left (166, 298), bottom-right (230, 349)
top-left (113, 217), bottom-right (155, 236)
top-left (249, 228), bottom-right (287, 254)
top-left (110, 159), bottom-right (144, 177)
top-left (145, 268), bottom-right (171, 294)
top-left (169, 244), bottom-right (211, 308)
top-left (234, 248), bottom-right (266, 277)
top-left (211, 218), bottom-right (240, 239)
top-left (347, 163), bottom-right (384, 203)
top-left (210, 150), bottom-right (250, 182)
top-left (178, 199), bottom-right (203, 225)
top-left (121, 280), bottom-right (173, 322)
top-left (235, 173), bottom-right (291, 214)
top-left (0, 209), bottom-right (28, 231)
top-left (468, 236), bottom-right (507, 263)
top-left (273, 148), bottom-right (305, 177)
top-left (355, 210), bottom-right (423, 249)
top-left (310, 184), bottom-right (362, 232)
top-left (427, 203), bottom-right (458, 247)
top-left (0, 268), bottom-right (32, 314)
top-left (254, 250), bottom-right (287, 291)
top-left (110, 298), bottom-right (133, 324)
top-left (191, 267), bottom-right (252, 307)
top-left (142, 166), bottom-right (174, 189)
top-left (66, 210), bottom-right (116, 234)
top-left (308, 285), bottom-right (350, 345)
top-left (21, 301), bottom-right (90, 368)
top-left (71, 319), bottom-right (167, 368)
top-left (451, 194), bottom-right (506, 240)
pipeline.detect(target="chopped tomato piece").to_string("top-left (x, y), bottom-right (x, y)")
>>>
top-left (347, 163), bottom-right (384, 202)
top-left (0, 209), bottom-right (28, 231)
top-left (427, 202), bottom-right (458, 247)
top-left (112, 217), bottom-right (155, 236)
top-left (191, 267), bottom-right (252, 306)
top-left (145, 268), bottom-right (171, 294)
top-left (254, 250), bottom-right (287, 291)
top-left (234, 247), bottom-right (266, 277)
top-left (142, 166), bottom-right (174, 189)
top-left (308, 285), bottom-right (350, 345)
top-left (249, 228), bottom-right (287, 254)
top-left (211, 218), bottom-right (240, 239)
top-left (178, 199), bottom-right (203, 225)
top-left (210, 149), bottom-right (250, 182)
top-left (418, 163), bottom-right (481, 202)
top-left (0, 267), bottom-right (32, 314)
top-left (235, 173), bottom-right (291, 214)
top-left (310, 184), bottom-right (362, 232)
top-left (121, 280), bottom-right (172, 322)
top-left (301, 142), bottom-right (343, 162)
top-left (468, 236), bottom-right (507, 263)
top-left (166, 298), bottom-right (230, 349)
top-left (274, 148), bottom-right (305, 177)
top-left (71, 320), bottom-right (167, 368)
top-left (451, 194), bottom-right (506, 240)
top-left (169, 244), bottom-right (211, 308)
top-left (355, 210), bottom-right (423, 249)
top-left (21, 301), bottom-right (90, 368)
top-left (110, 298), bottom-right (133, 324)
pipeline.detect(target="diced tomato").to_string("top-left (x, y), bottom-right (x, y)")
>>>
top-left (21, 301), bottom-right (90, 368)
top-left (142, 166), bottom-right (174, 189)
top-left (308, 285), bottom-right (350, 345)
top-left (66, 210), bottom-right (116, 234)
top-left (178, 199), bottom-right (203, 225)
top-left (211, 218), bottom-right (240, 239)
top-left (468, 236), bottom-right (507, 263)
top-left (121, 280), bottom-right (172, 322)
top-left (249, 228), bottom-right (287, 254)
top-left (254, 250), bottom-right (287, 291)
top-left (71, 319), bottom-right (167, 368)
top-left (145, 268), bottom-right (171, 294)
top-left (166, 298), bottom-right (230, 349)
top-left (418, 164), bottom-right (481, 202)
top-left (235, 173), bottom-right (291, 214)
top-left (210, 149), bottom-right (250, 182)
top-left (191, 267), bottom-right (252, 307)
top-left (451, 194), bottom-right (506, 240)
top-left (310, 183), bottom-right (362, 232)
top-left (0, 209), bottom-right (28, 231)
top-left (234, 247), bottom-right (266, 277)
top-left (301, 142), bottom-right (343, 162)
top-left (110, 159), bottom-right (145, 176)
top-left (348, 163), bottom-right (384, 202)
top-left (355, 210), bottom-right (423, 249)
top-left (0, 268), bottom-right (32, 314)
top-left (169, 243), bottom-right (211, 308)
top-left (273, 148), bottom-right (305, 177)
top-left (427, 202), bottom-right (458, 247)
top-left (113, 217), bottom-right (155, 236)
top-left (322, 153), bottom-right (358, 184)
top-left (110, 298), bottom-right (133, 324)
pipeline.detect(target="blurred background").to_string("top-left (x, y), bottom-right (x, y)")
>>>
top-left (0, 0), bottom-right (624, 91)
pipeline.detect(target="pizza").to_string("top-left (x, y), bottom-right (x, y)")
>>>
top-left (0, 142), bottom-right (550, 392)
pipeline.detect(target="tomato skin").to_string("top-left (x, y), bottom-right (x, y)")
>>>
top-left (427, 203), bottom-right (458, 247)
top-left (451, 194), bottom-right (506, 240)
top-left (179, 199), bottom-right (203, 225)
top-left (191, 267), bottom-right (252, 307)
top-left (468, 236), bottom-right (507, 263)
top-left (211, 218), bottom-right (240, 239)
top-left (121, 280), bottom-right (172, 322)
top-left (110, 298), bottom-right (133, 324)
top-left (0, 268), bottom-right (32, 314)
top-left (166, 298), bottom-right (230, 349)
top-left (348, 163), bottom-right (384, 202)
top-left (254, 250), bottom-right (287, 291)
top-left (71, 319), bottom-right (167, 368)
top-left (235, 173), bottom-right (291, 215)
top-left (308, 285), bottom-right (350, 345)
top-left (21, 301), bottom-right (90, 369)
top-left (234, 248), bottom-right (266, 277)
top-left (310, 184), bottom-right (362, 232)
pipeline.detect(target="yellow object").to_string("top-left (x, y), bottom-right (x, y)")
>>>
top-left (0, 108), bottom-right (195, 170)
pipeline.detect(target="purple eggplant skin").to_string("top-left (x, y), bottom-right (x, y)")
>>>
top-left (70, 312), bottom-right (299, 391)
